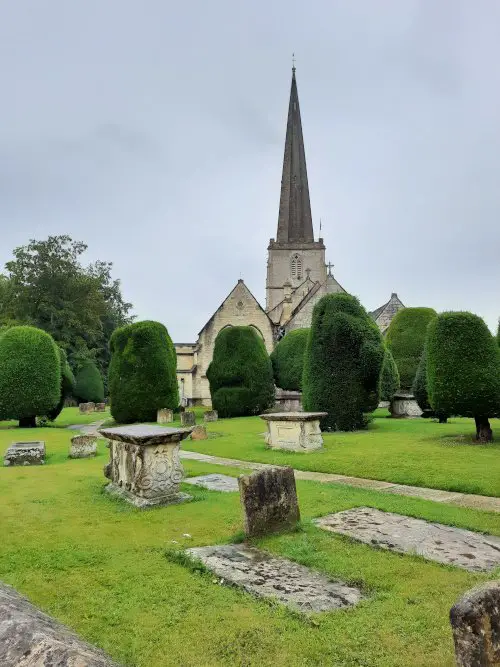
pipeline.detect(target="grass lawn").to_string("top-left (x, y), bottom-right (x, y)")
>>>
top-left (1, 409), bottom-right (500, 666)
top-left (180, 411), bottom-right (500, 497)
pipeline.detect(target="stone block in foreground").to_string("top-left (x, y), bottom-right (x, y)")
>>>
top-left (186, 544), bottom-right (363, 613)
top-left (0, 582), bottom-right (120, 666)
top-left (315, 507), bottom-right (500, 571)
top-left (3, 441), bottom-right (45, 466)
top-left (70, 434), bottom-right (97, 459)
top-left (239, 466), bottom-right (300, 537)
top-left (99, 424), bottom-right (193, 508)
top-left (450, 581), bottom-right (500, 666)
top-left (260, 412), bottom-right (326, 451)
top-left (190, 425), bottom-right (207, 440)
top-left (183, 473), bottom-right (239, 492)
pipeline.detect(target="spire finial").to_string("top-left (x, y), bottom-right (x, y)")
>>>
top-left (292, 53), bottom-right (296, 74)
top-left (327, 261), bottom-right (334, 277)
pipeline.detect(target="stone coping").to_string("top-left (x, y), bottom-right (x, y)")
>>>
top-left (260, 412), bottom-right (327, 422)
top-left (98, 424), bottom-right (192, 446)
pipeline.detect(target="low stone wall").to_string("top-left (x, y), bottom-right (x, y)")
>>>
top-left (274, 388), bottom-right (303, 412)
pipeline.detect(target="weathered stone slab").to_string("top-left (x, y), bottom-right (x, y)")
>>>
top-left (239, 467), bottom-right (300, 537)
top-left (203, 410), bottom-right (218, 422)
top-left (0, 582), bottom-right (120, 666)
top-left (157, 408), bottom-right (173, 424)
top-left (3, 441), bottom-right (45, 466)
top-left (314, 507), bottom-right (500, 571)
top-left (390, 392), bottom-right (423, 418)
top-left (260, 412), bottom-right (326, 451)
top-left (450, 581), bottom-right (500, 666)
top-left (70, 434), bottom-right (97, 459)
top-left (99, 424), bottom-right (193, 508)
top-left (186, 544), bottom-right (362, 612)
top-left (191, 425), bottom-right (207, 440)
top-left (184, 473), bottom-right (239, 492)
top-left (181, 410), bottom-right (196, 426)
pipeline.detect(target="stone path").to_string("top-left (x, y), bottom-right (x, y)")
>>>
top-left (315, 508), bottom-right (500, 572)
top-left (180, 450), bottom-right (500, 514)
top-left (186, 544), bottom-right (363, 612)
top-left (67, 421), bottom-right (106, 436)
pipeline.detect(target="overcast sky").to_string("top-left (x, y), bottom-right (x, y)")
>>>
top-left (1, 0), bottom-right (499, 341)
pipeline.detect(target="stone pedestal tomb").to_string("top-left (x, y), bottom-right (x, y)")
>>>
top-left (69, 435), bottom-right (97, 459)
top-left (260, 412), bottom-right (326, 451)
top-left (79, 402), bottom-right (96, 414)
top-left (157, 408), bottom-right (173, 424)
top-left (390, 392), bottom-right (423, 418)
top-left (4, 441), bottom-right (45, 466)
top-left (203, 410), bottom-right (218, 422)
top-left (99, 424), bottom-right (193, 508)
top-left (95, 403), bottom-right (106, 412)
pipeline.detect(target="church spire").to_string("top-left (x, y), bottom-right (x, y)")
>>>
top-left (276, 64), bottom-right (314, 244)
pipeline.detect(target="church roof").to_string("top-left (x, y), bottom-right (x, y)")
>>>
top-left (370, 293), bottom-right (405, 329)
top-left (276, 67), bottom-right (314, 244)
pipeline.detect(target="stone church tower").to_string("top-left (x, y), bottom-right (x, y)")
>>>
top-left (266, 65), bottom-right (327, 312)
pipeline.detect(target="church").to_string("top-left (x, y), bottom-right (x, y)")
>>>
top-left (175, 66), bottom-right (405, 406)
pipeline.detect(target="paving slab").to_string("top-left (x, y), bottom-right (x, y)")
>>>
top-left (186, 544), bottom-right (363, 612)
top-left (314, 507), bottom-right (500, 571)
top-left (183, 473), bottom-right (239, 492)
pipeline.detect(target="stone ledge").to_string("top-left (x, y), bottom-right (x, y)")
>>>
top-left (260, 412), bottom-right (327, 422)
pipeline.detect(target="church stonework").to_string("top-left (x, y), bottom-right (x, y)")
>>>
top-left (174, 67), bottom-right (405, 405)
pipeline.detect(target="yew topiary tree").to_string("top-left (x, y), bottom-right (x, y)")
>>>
top-left (427, 312), bottom-right (500, 442)
top-left (380, 347), bottom-right (400, 402)
top-left (270, 328), bottom-right (309, 391)
top-left (0, 326), bottom-right (60, 427)
top-left (48, 348), bottom-right (76, 421)
top-left (74, 360), bottom-right (104, 404)
top-left (109, 320), bottom-right (178, 423)
top-left (207, 326), bottom-right (274, 418)
top-left (302, 293), bottom-right (385, 431)
top-left (386, 307), bottom-right (437, 390)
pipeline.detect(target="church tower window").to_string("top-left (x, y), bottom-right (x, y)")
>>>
top-left (291, 254), bottom-right (303, 280)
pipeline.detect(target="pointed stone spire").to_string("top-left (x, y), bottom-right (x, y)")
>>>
top-left (276, 66), bottom-right (314, 244)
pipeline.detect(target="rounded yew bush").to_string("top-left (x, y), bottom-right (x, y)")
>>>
top-left (109, 320), bottom-right (178, 423)
top-left (0, 325), bottom-right (61, 427)
top-left (207, 326), bottom-right (274, 418)
top-left (270, 328), bottom-right (309, 391)
top-left (380, 347), bottom-right (400, 402)
top-left (48, 347), bottom-right (76, 421)
top-left (302, 293), bottom-right (385, 431)
top-left (74, 360), bottom-right (104, 404)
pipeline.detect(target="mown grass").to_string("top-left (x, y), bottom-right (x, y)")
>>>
top-left (1, 409), bottom-right (500, 665)
top-left (179, 411), bottom-right (500, 497)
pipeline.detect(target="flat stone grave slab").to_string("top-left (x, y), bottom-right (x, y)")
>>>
top-left (183, 473), bottom-right (239, 492)
top-left (186, 544), bottom-right (363, 612)
top-left (314, 507), bottom-right (500, 572)
top-left (3, 441), bottom-right (45, 466)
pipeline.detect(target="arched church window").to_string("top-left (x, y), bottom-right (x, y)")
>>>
top-left (291, 254), bottom-right (303, 280)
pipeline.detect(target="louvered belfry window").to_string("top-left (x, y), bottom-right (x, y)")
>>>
top-left (291, 254), bottom-right (303, 280)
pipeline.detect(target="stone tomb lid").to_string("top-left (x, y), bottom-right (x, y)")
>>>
top-left (9, 441), bottom-right (45, 449)
top-left (259, 412), bottom-right (327, 422)
top-left (98, 424), bottom-right (192, 446)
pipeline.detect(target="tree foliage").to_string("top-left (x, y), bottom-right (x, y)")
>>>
top-left (48, 348), bottom-right (76, 421)
top-left (74, 360), bottom-right (104, 404)
top-left (302, 293), bottom-right (385, 431)
top-left (270, 328), bottom-right (309, 391)
top-left (0, 326), bottom-right (61, 427)
top-left (427, 312), bottom-right (500, 441)
top-left (207, 326), bottom-right (275, 418)
top-left (380, 347), bottom-right (400, 402)
top-left (386, 307), bottom-right (437, 389)
top-left (109, 320), bottom-right (178, 423)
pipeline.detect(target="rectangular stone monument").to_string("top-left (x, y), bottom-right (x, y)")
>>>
top-left (3, 441), bottom-right (45, 466)
top-left (238, 466), bottom-right (300, 537)
top-left (190, 425), bottom-right (207, 440)
top-left (157, 408), bottom-right (174, 424)
top-left (203, 410), bottom-right (218, 422)
top-left (99, 424), bottom-right (193, 508)
top-left (450, 582), bottom-right (500, 666)
top-left (94, 403), bottom-right (106, 412)
top-left (79, 402), bottom-right (95, 414)
top-left (260, 412), bottom-right (327, 451)
top-left (69, 435), bottom-right (97, 459)
top-left (181, 410), bottom-right (196, 426)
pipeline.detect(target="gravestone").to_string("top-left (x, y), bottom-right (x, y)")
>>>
top-left (203, 410), bottom-right (218, 422)
top-left (260, 412), bottom-right (327, 451)
top-left (69, 435), bottom-right (97, 459)
top-left (186, 545), bottom-right (362, 612)
top-left (315, 507), bottom-right (500, 571)
top-left (157, 408), bottom-right (174, 424)
top-left (79, 402), bottom-right (96, 414)
top-left (99, 424), bottom-right (192, 508)
top-left (3, 441), bottom-right (45, 466)
top-left (238, 466), bottom-right (300, 537)
top-left (95, 403), bottom-right (106, 412)
top-left (0, 582), bottom-right (120, 666)
top-left (191, 425), bottom-right (207, 441)
top-left (181, 410), bottom-right (196, 426)
top-left (390, 392), bottom-right (422, 418)
top-left (450, 582), bottom-right (500, 667)
top-left (184, 473), bottom-right (239, 492)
